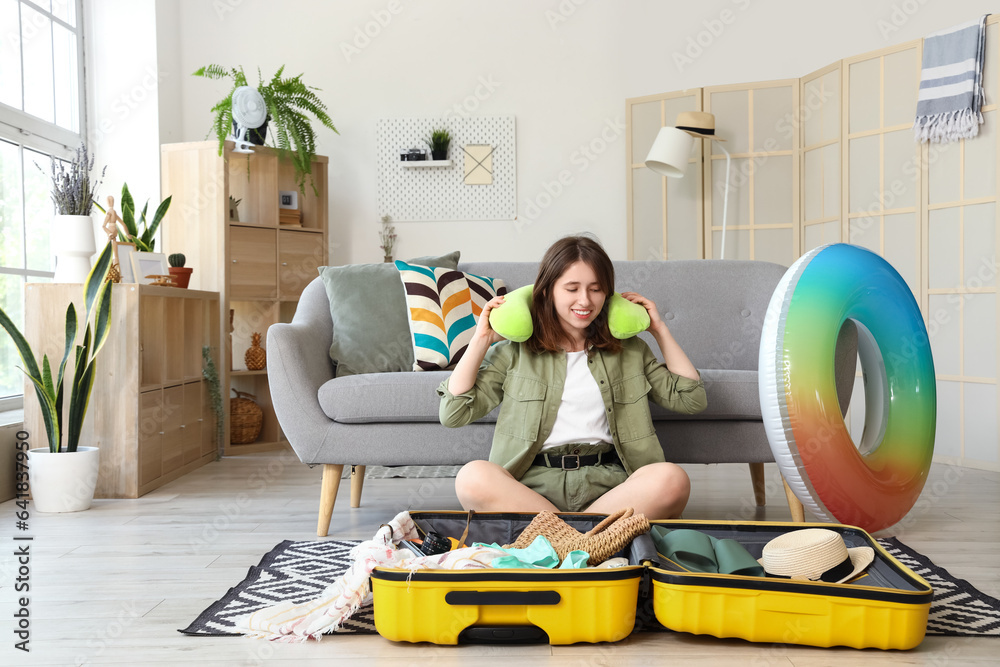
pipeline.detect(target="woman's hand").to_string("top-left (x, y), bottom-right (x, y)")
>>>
top-left (474, 294), bottom-right (507, 346)
top-left (448, 294), bottom-right (506, 395)
top-left (621, 291), bottom-right (699, 381)
top-left (620, 291), bottom-right (666, 333)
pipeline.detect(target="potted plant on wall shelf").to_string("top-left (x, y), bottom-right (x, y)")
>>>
top-left (426, 128), bottom-right (451, 161)
top-left (44, 144), bottom-right (106, 283)
top-left (0, 243), bottom-right (114, 512)
top-left (192, 64), bottom-right (339, 194)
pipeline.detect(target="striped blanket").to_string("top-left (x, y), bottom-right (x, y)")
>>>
top-left (914, 15), bottom-right (988, 143)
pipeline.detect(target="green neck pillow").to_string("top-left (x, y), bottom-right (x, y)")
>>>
top-left (489, 283), bottom-right (651, 343)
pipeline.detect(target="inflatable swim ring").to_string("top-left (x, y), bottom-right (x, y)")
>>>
top-left (759, 243), bottom-right (936, 533)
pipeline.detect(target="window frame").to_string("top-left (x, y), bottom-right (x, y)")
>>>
top-left (0, 0), bottom-right (88, 411)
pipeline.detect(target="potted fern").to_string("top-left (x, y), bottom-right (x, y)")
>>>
top-left (0, 243), bottom-right (114, 512)
top-left (192, 64), bottom-right (339, 194)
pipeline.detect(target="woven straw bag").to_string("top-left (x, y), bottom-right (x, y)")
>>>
top-left (504, 508), bottom-right (650, 565)
top-left (230, 389), bottom-right (263, 444)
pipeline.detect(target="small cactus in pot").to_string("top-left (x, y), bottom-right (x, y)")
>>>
top-left (167, 252), bottom-right (193, 288)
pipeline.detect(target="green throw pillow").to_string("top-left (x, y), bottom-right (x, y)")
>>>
top-left (319, 251), bottom-right (460, 375)
top-left (488, 283), bottom-right (651, 343)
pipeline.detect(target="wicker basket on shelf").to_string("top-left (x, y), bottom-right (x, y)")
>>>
top-left (230, 389), bottom-right (263, 444)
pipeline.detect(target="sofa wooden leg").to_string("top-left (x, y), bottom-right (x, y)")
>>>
top-left (782, 477), bottom-right (805, 522)
top-left (317, 464), bottom-right (344, 537)
top-left (350, 465), bottom-right (366, 508)
top-left (749, 463), bottom-right (766, 506)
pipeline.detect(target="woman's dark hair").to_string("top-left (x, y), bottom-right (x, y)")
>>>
top-left (526, 235), bottom-right (621, 355)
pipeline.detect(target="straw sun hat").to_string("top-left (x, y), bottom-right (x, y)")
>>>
top-left (758, 529), bottom-right (875, 584)
top-left (675, 111), bottom-right (725, 141)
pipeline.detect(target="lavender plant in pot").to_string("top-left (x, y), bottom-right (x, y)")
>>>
top-left (0, 243), bottom-right (114, 512)
top-left (44, 144), bottom-right (106, 283)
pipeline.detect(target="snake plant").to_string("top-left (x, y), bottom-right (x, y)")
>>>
top-left (0, 242), bottom-right (114, 453)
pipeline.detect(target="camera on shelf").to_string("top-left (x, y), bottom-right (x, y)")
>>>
top-left (400, 148), bottom-right (428, 161)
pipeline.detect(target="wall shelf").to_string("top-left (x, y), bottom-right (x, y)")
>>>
top-left (400, 159), bottom-right (452, 168)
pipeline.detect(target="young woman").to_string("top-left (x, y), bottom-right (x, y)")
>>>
top-left (437, 236), bottom-right (707, 519)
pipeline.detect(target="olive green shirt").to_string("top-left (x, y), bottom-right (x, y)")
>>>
top-left (437, 337), bottom-right (708, 480)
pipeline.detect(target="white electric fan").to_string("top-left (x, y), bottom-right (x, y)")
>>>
top-left (231, 86), bottom-right (267, 153)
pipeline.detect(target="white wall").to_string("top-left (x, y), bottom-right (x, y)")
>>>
top-left (85, 0), bottom-right (161, 220)
top-left (127, 0), bottom-right (997, 264)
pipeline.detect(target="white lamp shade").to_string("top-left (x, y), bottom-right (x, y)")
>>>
top-left (644, 127), bottom-right (695, 178)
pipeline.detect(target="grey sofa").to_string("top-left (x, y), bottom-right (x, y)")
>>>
top-left (268, 259), bottom-right (854, 536)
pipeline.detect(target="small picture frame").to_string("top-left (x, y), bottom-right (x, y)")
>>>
top-left (130, 251), bottom-right (170, 285)
top-left (278, 190), bottom-right (298, 210)
top-left (116, 242), bottom-right (137, 283)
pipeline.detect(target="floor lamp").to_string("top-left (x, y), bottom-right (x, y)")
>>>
top-left (644, 111), bottom-right (730, 259)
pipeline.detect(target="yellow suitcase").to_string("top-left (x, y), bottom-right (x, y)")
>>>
top-left (370, 510), bottom-right (644, 644)
top-left (644, 520), bottom-right (933, 649)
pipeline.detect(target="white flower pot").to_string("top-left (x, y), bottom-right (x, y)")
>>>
top-left (52, 214), bottom-right (97, 283)
top-left (26, 446), bottom-right (100, 513)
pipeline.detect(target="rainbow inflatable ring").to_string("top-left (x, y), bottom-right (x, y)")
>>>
top-left (759, 243), bottom-right (936, 533)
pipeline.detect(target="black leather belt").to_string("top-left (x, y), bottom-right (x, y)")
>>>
top-left (532, 449), bottom-right (620, 470)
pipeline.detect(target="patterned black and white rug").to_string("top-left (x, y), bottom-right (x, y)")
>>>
top-left (181, 536), bottom-right (1000, 638)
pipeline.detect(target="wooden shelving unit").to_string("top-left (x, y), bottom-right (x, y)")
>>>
top-left (161, 141), bottom-right (329, 453)
top-left (23, 284), bottom-right (221, 498)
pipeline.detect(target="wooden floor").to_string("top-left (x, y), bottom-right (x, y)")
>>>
top-left (1, 452), bottom-right (998, 665)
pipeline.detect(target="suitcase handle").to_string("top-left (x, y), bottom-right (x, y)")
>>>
top-left (445, 590), bottom-right (561, 606)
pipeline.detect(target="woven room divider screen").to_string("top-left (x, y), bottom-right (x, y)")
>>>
top-left (626, 17), bottom-right (1000, 470)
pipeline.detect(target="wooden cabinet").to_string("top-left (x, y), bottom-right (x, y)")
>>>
top-left (279, 230), bottom-right (325, 298)
top-left (231, 226), bottom-right (277, 299)
top-left (161, 141), bottom-right (329, 453)
top-left (24, 284), bottom-right (221, 498)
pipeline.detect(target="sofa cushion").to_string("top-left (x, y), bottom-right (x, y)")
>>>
top-left (395, 261), bottom-right (507, 371)
top-left (650, 369), bottom-right (761, 421)
top-left (319, 371), bottom-right (501, 423)
top-left (318, 251), bottom-right (460, 376)
top-left (320, 367), bottom-right (758, 425)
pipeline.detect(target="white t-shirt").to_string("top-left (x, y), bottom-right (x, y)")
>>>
top-left (541, 350), bottom-right (613, 451)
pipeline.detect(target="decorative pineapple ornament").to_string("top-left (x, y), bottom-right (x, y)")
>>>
top-left (244, 332), bottom-right (266, 370)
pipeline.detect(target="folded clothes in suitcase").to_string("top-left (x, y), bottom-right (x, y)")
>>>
top-left (370, 510), bottom-right (652, 645)
top-left (642, 520), bottom-right (933, 650)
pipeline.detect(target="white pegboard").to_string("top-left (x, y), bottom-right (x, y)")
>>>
top-left (376, 116), bottom-right (516, 221)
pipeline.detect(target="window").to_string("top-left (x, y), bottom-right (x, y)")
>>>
top-left (0, 0), bottom-right (86, 410)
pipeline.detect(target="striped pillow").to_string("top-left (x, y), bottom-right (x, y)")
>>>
top-left (395, 260), bottom-right (507, 371)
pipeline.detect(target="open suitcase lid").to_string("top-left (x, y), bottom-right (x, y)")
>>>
top-left (644, 519), bottom-right (933, 603)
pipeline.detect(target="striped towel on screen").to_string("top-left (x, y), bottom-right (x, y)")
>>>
top-left (914, 15), bottom-right (989, 143)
